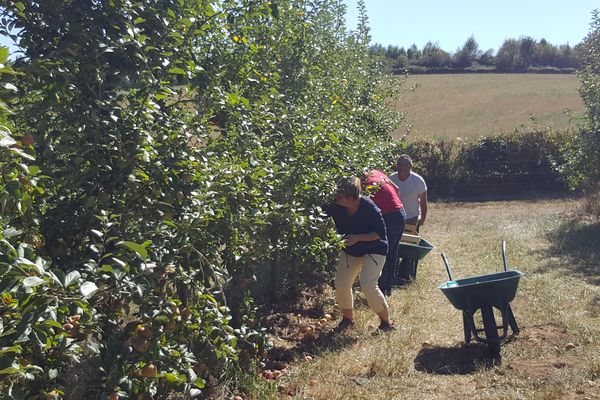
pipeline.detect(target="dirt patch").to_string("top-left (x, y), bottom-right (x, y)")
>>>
top-left (510, 323), bottom-right (575, 351)
top-left (508, 357), bottom-right (584, 380)
top-left (412, 323), bottom-right (586, 378)
top-left (257, 279), bottom-right (361, 381)
top-left (505, 323), bottom-right (589, 385)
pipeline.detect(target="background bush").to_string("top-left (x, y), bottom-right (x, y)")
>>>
top-left (564, 9), bottom-right (600, 192)
top-left (403, 129), bottom-right (572, 199)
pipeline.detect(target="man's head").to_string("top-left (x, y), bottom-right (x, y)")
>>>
top-left (396, 154), bottom-right (413, 179)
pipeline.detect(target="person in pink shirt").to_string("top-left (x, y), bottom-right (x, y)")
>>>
top-left (362, 170), bottom-right (407, 296)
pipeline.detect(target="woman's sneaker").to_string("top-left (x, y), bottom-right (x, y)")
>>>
top-left (335, 318), bottom-right (356, 332)
top-left (377, 320), bottom-right (396, 333)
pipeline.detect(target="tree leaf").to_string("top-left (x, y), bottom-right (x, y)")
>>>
top-left (0, 366), bottom-right (22, 375)
top-left (43, 319), bottom-right (63, 330)
top-left (0, 47), bottom-right (9, 62)
top-left (0, 134), bottom-right (16, 147)
top-left (163, 372), bottom-right (187, 383)
top-left (90, 229), bottom-right (103, 239)
top-left (3, 227), bottom-right (22, 238)
top-left (117, 241), bottom-right (148, 260)
top-left (0, 345), bottom-right (22, 355)
top-left (80, 281), bottom-right (98, 298)
top-left (64, 271), bottom-right (81, 287)
top-left (9, 147), bottom-right (35, 160)
top-left (168, 67), bottom-right (186, 75)
top-left (22, 276), bottom-right (45, 288)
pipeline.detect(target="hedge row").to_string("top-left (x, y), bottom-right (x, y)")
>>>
top-left (403, 129), bottom-right (574, 200)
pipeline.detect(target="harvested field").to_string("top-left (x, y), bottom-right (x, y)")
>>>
top-left (392, 74), bottom-right (585, 140)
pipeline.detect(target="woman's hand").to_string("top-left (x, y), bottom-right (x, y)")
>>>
top-left (344, 234), bottom-right (361, 246)
top-left (344, 232), bottom-right (381, 246)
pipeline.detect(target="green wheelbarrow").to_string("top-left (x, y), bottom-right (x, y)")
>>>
top-left (438, 241), bottom-right (523, 357)
top-left (397, 238), bottom-right (436, 260)
top-left (395, 238), bottom-right (435, 282)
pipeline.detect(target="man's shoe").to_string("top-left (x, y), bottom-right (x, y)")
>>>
top-left (392, 278), bottom-right (412, 287)
top-left (335, 318), bottom-right (356, 332)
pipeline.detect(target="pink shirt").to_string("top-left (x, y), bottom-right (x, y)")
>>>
top-left (362, 170), bottom-right (404, 215)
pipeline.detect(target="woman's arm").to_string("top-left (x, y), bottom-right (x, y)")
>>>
top-left (344, 199), bottom-right (387, 246)
top-left (344, 232), bottom-right (381, 246)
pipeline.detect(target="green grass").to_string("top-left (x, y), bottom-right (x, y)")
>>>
top-left (392, 74), bottom-right (586, 140)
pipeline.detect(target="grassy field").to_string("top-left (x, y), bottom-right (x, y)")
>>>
top-left (392, 74), bottom-right (586, 140)
top-left (262, 198), bottom-right (600, 400)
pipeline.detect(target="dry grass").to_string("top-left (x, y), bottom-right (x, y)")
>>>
top-left (392, 74), bottom-right (586, 140)
top-left (273, 198), bottom-right (600, 400)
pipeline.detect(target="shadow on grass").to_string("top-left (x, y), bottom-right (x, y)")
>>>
top-left (541, 220), bottom-right (600, 285)
top-left (586, 294), bottom-right (600, 317)
top-left (301, 328), bottom-right (360, 354)
top-left (265, 329), bottom-right (359, 369)
top-left (413, 344), bottom-right (499, 375)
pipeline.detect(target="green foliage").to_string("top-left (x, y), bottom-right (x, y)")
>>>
top-left (0, 45), bottom-right (62, 400)
top-left (419, 42), bottom-right (451, 68)
top-left (565, 9), bottom-right (600, 189)
top-left (452, 36), bottom-right (480, 69)
top-left (370, 36), bottom-right (582, 74)
top-left (0, 0), bottom-right (403, 398)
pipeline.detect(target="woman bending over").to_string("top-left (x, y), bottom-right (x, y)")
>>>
top-left (323, 177), bottom-right (395, 332)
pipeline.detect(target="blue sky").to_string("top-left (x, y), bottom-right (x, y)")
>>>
top-left (343, 0), bottom-right (598, 52)
top-left (1, 1), bottom-right (597, 55)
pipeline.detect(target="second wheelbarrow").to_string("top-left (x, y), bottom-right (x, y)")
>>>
top-left (438, 241), bottom-right (523, 357)
top-left (395, 237), bottom-right (435, 282)
top-left (397, 237), bottom-right (435, 260)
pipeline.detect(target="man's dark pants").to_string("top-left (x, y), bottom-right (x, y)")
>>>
top-left (378, 209), bottom-right (406, 294)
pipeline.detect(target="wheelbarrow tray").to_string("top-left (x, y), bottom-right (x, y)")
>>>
top-left (397, 238), bottom-right (435, 260)
top-left (438, 270), bottom-right (523, 312)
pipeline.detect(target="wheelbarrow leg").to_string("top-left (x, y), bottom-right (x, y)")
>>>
top-left (481, 306), bottom-right (501, 357)
top-left (409, 258), bottom-right (418, 281)
top-left (506, 304), bottom-right (519, 335)
top-left (462, 311), bottom-right (472, 344)
top-left (394, 257), bottom-right (413, 285)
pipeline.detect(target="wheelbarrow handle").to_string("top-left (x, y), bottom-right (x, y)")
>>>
top-left (502, 240), bottom-right (508, 272)
top-left (441, 252), bottom-right (454, 281)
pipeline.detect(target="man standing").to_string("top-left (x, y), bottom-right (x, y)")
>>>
top-left (389, 154), bottom-right (428, 282)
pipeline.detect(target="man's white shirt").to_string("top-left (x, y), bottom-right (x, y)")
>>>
top-left (389, 171), bottom-right (427, 220)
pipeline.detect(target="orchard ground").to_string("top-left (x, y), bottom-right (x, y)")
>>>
top-left (239, 197), bottom-right (600, 400)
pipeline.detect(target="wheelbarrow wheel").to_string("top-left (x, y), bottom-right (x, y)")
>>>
top-left (481, 306), bottom-right (501, 357)
top-left (462, 312), bottom-right (472, 344)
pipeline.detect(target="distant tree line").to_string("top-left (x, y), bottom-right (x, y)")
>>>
top-left (370, 36), bottom-right (584, 74)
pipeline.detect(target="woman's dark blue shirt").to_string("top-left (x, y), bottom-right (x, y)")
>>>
top-left (324, 196), bottom-right (388, 257)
